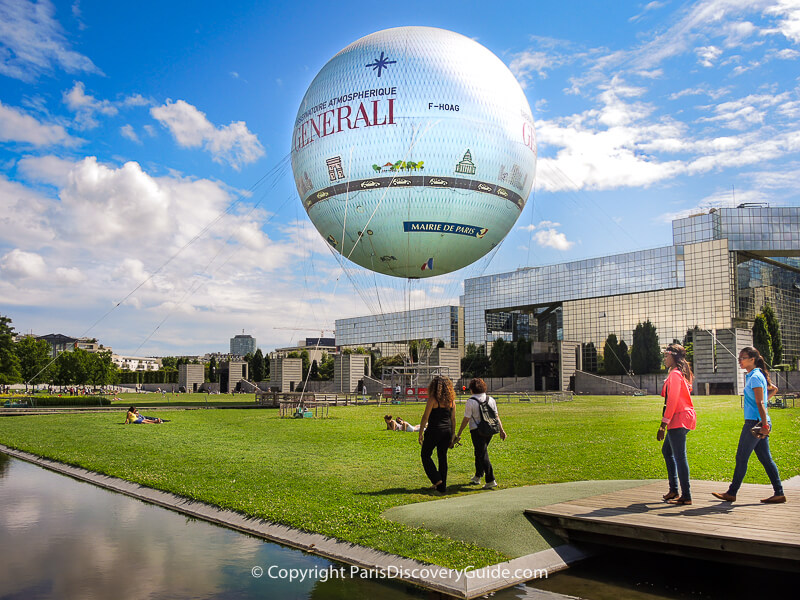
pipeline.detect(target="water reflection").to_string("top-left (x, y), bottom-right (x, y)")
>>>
top-left (0, 451), bottom-right (9, 477)
top-left (0, 456), bottom-right (541, 600)
top-left (11, 452), bottom-right (778, 600)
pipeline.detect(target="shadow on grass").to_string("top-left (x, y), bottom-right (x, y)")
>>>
top-left (358, 483), bottom-right (477, 497)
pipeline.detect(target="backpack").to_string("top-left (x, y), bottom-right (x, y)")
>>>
top-left (474, 396), bottom-right (500, 437)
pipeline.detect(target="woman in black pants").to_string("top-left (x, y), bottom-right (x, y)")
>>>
top-left (418, 376), bottom-right (457, 494)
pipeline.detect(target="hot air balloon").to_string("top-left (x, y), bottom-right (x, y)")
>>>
top-left (291, 26), bottom-right (536, 278)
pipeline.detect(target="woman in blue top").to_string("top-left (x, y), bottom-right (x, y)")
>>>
top-left (712, 347), bottom-right (786, 504)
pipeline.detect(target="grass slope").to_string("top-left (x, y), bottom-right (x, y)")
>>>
top-left (0, 396), bottom-right (798, 569)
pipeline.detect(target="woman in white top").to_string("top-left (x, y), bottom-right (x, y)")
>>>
top-left (396, 417), bottom-right (420, 432)
top-left (454, 378), bottom-right (507, 489)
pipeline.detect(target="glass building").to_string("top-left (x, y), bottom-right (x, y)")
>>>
top-left (464, 206), bottom-right (800, 368)
top-left (335, 305), bottom-right (463, 357)
top-left (335, 207), bottom-right (799, 389)
top-left (229, 333), bottom-right (257, 357)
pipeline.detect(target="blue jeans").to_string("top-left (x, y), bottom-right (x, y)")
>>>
top-left (662, 427), bottom-right (691, 498)
top-left (728, 420), bottom-right (783, 496)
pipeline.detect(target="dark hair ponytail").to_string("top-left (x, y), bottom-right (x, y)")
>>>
top-left (740, 346), bottom-right (772, 387)
top-left (666, 343), bottom-right (693, 383)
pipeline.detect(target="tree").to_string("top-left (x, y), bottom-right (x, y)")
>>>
top-left (318, 353), bottom-right (334, 380)
top-left (461, 343), bottom-right (490, 379)
top-left (15, 336), bottom-right (53, 389)
top-left (761, 304), bottom-right (782, 365)
top-left (208, 356), bottom-right (217, 383)
top-left (603, 334), bottom-right (624, 375)
top-left (436, 339), bottom-right (445, 348)
top-left (582, 342), bottom-right (598, 373)
top-left (373, 353), bottom-right (404, 378)
top-left (752, 314), bottom-right (774, 367)
top-left (0, 315), bottom-right (21, 385)
top-left (309, 359), bottom-right (319, 380)
top-left (53, 348), bottom-right (91, 386)
top-left (490, 338), bottom-right (513, 377)
top-left (514, 338), bottom-right (532, 376)
top-left (250, 349), bottom-right (265, 381)
top-left (617, 340), bottom-right (631, 373)
top-left (86, 350), bottom-right (118, 386)
top-left (631, 320), bottom-right (661, 374)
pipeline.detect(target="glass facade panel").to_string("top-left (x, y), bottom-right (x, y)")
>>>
top-left (336, 305), bottom-right (462, 356)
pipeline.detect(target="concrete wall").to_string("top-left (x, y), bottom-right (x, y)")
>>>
top-left (178, 364), bottom-right (204, 393)
top-left (574, 371), bottom-right (647, 395)
top-left (559, 341), bottom-right (581, 392)
top-left (269, 357), bottom-right (303, 393)
top-left (334, 354), bottom-right (370, 393)
top-left (429, 347), bottom-right (460, 380)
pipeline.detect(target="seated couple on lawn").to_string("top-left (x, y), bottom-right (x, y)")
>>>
top-left (384, 415), bottom-right (420, 432)
top-left (125, 406), bottom-right (166, 424)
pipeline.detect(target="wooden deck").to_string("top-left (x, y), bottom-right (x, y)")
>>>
top-left (526, 480), bottom-right (799, 571)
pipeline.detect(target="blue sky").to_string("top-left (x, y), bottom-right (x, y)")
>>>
top-left (1, 0), bottom-right (799, 355)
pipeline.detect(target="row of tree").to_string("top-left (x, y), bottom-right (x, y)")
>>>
top-left (0, 316), bottom-right (119, 388)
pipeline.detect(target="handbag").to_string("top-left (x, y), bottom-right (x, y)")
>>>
top-left (750, 421), bottom-right (769, 439)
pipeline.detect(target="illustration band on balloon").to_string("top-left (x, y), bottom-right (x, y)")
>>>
top-left (291, 26), bottom-right (537, 279)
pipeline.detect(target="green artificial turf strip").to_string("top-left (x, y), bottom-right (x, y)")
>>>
top-left (0, 396), bottom-right (798, 569)
top-left (383, 479), bottom-right (651, 558)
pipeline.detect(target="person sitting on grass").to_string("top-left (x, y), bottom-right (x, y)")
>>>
top-left (384, 414), bottom-right (399, 430)
top-left (125, 406), bottom-right (163, 424)
top-left (395, 416), bottom-right (421, 432)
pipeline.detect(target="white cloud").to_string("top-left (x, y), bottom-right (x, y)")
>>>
top-left (122, 94), bottom-right (150, 107)
top-left (0, 174), bottom-right (57, 246)
top-left (508, 36), bottom-right (582, 88)
top-left (772, 47), bottom-right (800, 58)
top-left (120, 124), bottom-right (140, 143)
top-left (0, 249), bottom-right (47, 279)
top-left (697, 92), bottom-right (789, 129)
top-left (764, 0), bottom-right (800, 43)
top-left (0, 100), bottom-right (77, 146)
top-left (629, 1), bottom-right (667, 22)
top-left (533, 228), bottom-right (574, 250)
top-left (55, 266), bottom-right (86, 284)
top-left (150, 99), bottom-right (265, 169)
top-left (695, 45), bottom-right (723, 66)
top-left (63, 81), bottom-right (118, 129)
top-left (16, 154), bottom-right (74, 185)
top-left (0, 0), bottom-right (101, 82)
top-left (143, 124), bottom-right (156, 137)
top-left (518, 220), bottom-right (561, 231)
top-left (518, 221), bottom-right (573, 250)
top-left (657, 188), bottom-right (767, 222)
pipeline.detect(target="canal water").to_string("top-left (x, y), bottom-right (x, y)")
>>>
top-left (0, 453), bottom-right (793, 599)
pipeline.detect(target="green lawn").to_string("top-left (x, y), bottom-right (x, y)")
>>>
top-left (0, 395), bottom-right (798, 569)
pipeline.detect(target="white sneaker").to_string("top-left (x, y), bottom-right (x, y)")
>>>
top-left (469, 476), bottom-right (481, 485)
top-left (483, 480), bottom-right (498, 489)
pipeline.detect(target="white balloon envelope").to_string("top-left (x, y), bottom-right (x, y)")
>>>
top-left (291, 26), bottom-right (537, 278)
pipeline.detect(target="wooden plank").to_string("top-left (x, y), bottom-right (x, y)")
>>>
top-left (524, 479), bottom-right (800, 567)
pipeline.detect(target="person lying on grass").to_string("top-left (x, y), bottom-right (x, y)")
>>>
top-left (125, 406), bottom-right (164, 424)
top-left (395, 417), bottom-right (421, 432)
top-left (384, 414), bottom-right (399, 430)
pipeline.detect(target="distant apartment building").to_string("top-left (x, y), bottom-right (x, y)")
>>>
top-left (230, 333), bottom-right (257, 357)
top-left (36, 334), bottom-right (112, 358)
top-left (271, 337), bottom-right (337, 366)
top-left (111, 355), bottom-right (162, 371)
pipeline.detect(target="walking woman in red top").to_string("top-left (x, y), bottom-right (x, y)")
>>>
top-left (658, 343), bottom-right (696, 505)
